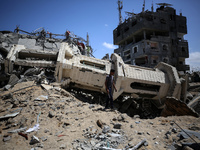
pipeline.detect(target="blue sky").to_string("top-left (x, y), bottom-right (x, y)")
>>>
top-left (0, 0), bottom-right (200, 70)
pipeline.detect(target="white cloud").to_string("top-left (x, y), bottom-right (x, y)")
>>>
top-left (104, 24), bottom-right (108, 27)
top-left (186, 51), bottom-right (200, 69)
top-left (103, 42), bottom-right (117, 49)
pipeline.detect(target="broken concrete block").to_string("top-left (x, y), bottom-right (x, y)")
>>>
top-left (60, 144), bottom-right (66, 149)
top-left (117, 114), bottom-right (126, 122)
top-left (102, 125), bottom-right (110, 133)
top-left (62, 122), bottom-right (70, 128)
top-left (40, 136), bottom-right (47, 142)
top-left (113, 123), bottom-right (122, 129)
top-left (48, 111), bottom-right (55, 118)
top-left (34, 95), bottom-right (48, 101)
top-left (178, 129), bottom-right (200, 140)
top-left (30, 135), bottom-right (40, 145)
top-left (8, 74), bottom-right (19, 87)
top-left (41, 84), bottom-right (53, 90)
top-left (3, 135), bottom-right (11, 142)
top-left (0, 112), bottom-right (19, 120)
top-left (4, 84), bottom-right (11, 90)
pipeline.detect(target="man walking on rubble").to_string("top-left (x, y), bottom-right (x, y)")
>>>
top-left (105, 69), bottom-right (117, 109)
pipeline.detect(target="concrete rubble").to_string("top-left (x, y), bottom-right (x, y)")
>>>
top-left (0, 79), bottom-right (199, 149)
top-left (0, 28), bottom-right (200, 149)
top-left (0, 29), bottom-right (200, 116)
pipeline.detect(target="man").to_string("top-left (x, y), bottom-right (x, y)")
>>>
top-left (105, 69), bottom-right (117, 109)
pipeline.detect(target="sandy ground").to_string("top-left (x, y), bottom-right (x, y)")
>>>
top-left (0, 82), bottom-right (200, 150)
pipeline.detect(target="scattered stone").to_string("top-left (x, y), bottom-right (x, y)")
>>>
top-left (89, 104), bottom-right (95, 109)
top-left (62, 122), bottom-right (70, 128)
top-left (50, 106), bottom-right (57, 111)
top-left (138, 132), bottom-right (143, 135)
top-left (144, 141), bottom-right (148, 146)
top-left (172, 128), bottom-right (177, 133)
top-left (128, 142), bottom-right (134, 148)
top-left (149, 122), bottom-right (154, 125)
top-left (117, 114), bottom-right (125, 122)
top-left (155, 142), bottom-right (159, 145)
top-left (147, 132), bottom-right (150, 135)
top-left (30, 135), bottom-right (40, 145)
top-left (165, 131), bottom-right (171, 139)
top-left (113, 123), bottom-right (122, 129)
top-left (34, 143), bottom-right (44, 148)
top-left (3, 135), bottom-right (11, 142)
top-left (90, 140), bottom-right (96, 146)
top-left (40, 136), bottom-right (47, 142)
top-left (97, 119), bottom-right (103, 128)
top-left (48, 111), bottom-right (55, 118)
top-left (34, 95), bottom-right (48, 101)
top-left (60, 144), bottom-right (66, 149)
top-left (4, 84), bottom-right (11, 90)
top-left (102, 125), bottom-right (110, 133)
top-left (0, 112), bottom-right (20, 120)
top-left (130, 124), bottom-right (134, 128)
top-left (44, 129), bottom-right (49, 133)
top-left (135, 121), bottom-right (140, 124)
top-left (41, 84), bottom-right (53, 91)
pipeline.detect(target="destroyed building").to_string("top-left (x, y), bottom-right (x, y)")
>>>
top-left (113, 2), bottom-right (190, 72)
top-left (0, 27), bottom-right (198, 116)
top-left (0, 23), bottom-right (199, 119)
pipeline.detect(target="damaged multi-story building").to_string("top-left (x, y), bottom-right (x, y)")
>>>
top-left (113, 2), bottom-right (190, 72)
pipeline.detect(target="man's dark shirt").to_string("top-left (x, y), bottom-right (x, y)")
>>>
top-left (106, 75), bottom-right (114, 89)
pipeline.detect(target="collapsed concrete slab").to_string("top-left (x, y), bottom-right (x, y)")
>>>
top-left (54, 44), bottom-right (182, 108)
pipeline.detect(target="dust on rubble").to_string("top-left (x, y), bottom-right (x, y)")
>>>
top-left (0, 81), bottom-right (200, 150)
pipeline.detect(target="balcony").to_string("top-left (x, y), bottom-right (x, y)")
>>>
top-left (113, 17), bottom-right (170, 45)
top-left (176, 64), bottom-right (190, 71)
top-left (178, 50), bottom-right (189, 58)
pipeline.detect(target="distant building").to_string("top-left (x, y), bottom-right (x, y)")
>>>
top-left (113, 3), bottom-right (189, 72)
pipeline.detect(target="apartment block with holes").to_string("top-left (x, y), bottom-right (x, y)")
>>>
top-left (113, 3), bottom-right (189, 72)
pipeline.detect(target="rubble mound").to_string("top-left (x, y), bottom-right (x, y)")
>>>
top-left (0, 81), bottom-right (200, 150)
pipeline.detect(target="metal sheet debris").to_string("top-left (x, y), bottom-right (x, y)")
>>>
top-left (26, 124), bottom-right (40, 133)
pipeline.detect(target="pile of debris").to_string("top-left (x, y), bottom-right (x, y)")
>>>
top-left (1, 67), bottom-right (55, 90)
top-left (0, 28), bottom-right (200, 150)
top-left (0, 79), bottom-right (200, 150)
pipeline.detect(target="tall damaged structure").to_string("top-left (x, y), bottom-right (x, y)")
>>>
top-left (113, 2), bottom-right (190, 72)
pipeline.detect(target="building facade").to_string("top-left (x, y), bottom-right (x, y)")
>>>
top-left (113, 4), bottom-right (189, 72)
